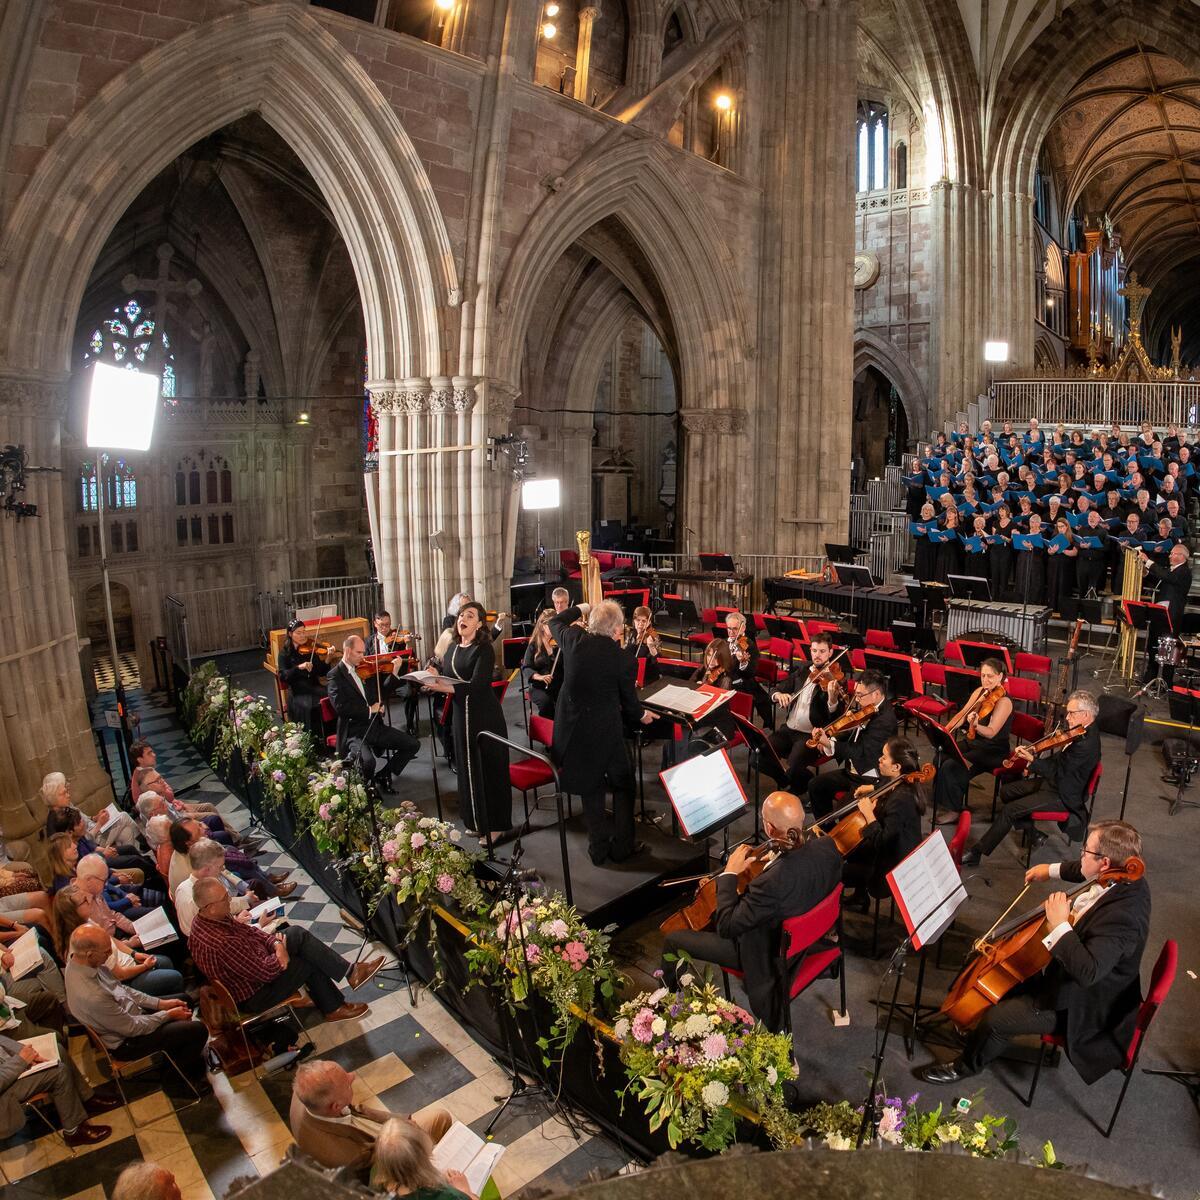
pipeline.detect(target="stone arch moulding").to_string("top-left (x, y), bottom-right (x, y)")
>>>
top-left (853, 329), bottom-right (929, 441)
top-left (493, 136), bottom-right (750, 421)
top-left (0, 4), bottom-right (459, 387)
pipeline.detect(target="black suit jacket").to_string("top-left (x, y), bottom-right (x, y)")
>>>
top-left (1147, 559), bottom-right (1193, 635)
top-left (326, 660), bottom-right (372, 753)
top-left (729, 633), bottom-right (759, 689)
top-left (714, 836), bottom-right (844, 1030)
top-left (1031, 722), bottom-right (1100, 824)
top-left (1041, 859), bottom-right (1151, 1083)
top-left (834, 703), bottom-right (898, 776)
top-left (780, 665), bottom-right (845, 730)
top-left (549, 607), bottom-right (643, 793)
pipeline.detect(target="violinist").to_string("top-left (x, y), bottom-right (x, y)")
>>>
top-left (766, 633), bottom-right (847, 791)
top-left (624, 605), bottom-right (661, 686)
top-left (724, 611), bottom-right (771, 724)
top-left (277, 618), bottom-right (329, 737)
top-left (660, 790), bottom-right (843, 1032)
top-left (842, 738), bottom-right (927, 910)
top-left (917, 820), bottom-right (1149, 1085)
top-left (806, 670), bottom-right (898, 817)
top-left (961, 689), bottom-right (1101, 866)
top-left (931, 658), bottom-right (1013, 822)
top-left (689, 639), bottom-right (733, 689)
top-left (522, 609), bottom-right (560, 716)
top-left (364, 609), bottom-right (409, 721)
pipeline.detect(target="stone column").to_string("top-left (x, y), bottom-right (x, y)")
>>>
top-left (987, 188), bottom-right (1036, 375)
top-left (573, 6), bottom-right (600, 104)
top-left (753, 0), bottom-right (857, 554)
top-left (0, 371), bottom-right (112, 849)
top-left (928, 180), bottom-right (988, 427)
top-left (679, 408), bottom-right (746, 554)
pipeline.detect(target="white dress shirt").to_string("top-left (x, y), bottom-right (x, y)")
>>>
top-left (1041, 862), bottom-right (1106, 951)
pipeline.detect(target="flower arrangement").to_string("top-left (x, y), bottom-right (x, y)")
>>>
top-left (213, 689), bottom-right (278, 770)
top-left (468, 892), bottom-right (621, 1063)
top-left (798, 1091), bottom-right (1019, 1158)
top-left (614, 969), bottom-right (799, 1152)
top-left (302, 764), bottom-right (374, 861)
top-left (378, 801), bottom-right (485, 918)
top-left (185, 663), bottom-right (233, 743)
top-left (258, 722), bottom-right (315, 809)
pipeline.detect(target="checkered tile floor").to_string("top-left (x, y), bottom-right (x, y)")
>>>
top-left (0, 688), bottom-right (634, 1199)
top-left (92, 650), bottom-right (140, 694)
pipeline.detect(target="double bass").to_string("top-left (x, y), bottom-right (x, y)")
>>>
top-left (940, 856), bottom-right (1146, 1029)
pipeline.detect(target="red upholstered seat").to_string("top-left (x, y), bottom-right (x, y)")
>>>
top-left (509, 758), bottom-right (554, 791)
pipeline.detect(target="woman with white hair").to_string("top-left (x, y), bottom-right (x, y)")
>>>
top-left (41, 772), bottom-right (141, 855)
top-left (373, 1117), bottom-right (477, 1200)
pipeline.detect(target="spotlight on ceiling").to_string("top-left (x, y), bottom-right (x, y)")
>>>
top-left (714, 93), bottom-right (733, 111)
top-left (542, 21), bottom-right (557, 37)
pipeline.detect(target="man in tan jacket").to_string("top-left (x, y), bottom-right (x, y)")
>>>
top-left (289, 1059), bottom-right (453, 1171)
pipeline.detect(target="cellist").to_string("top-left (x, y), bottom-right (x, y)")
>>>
top-left (659, 790), bottom-right (842, 1033)
top-left (916, 820), bottom-right (1150, 1085)
top-left (962, 689), bottom-right (1101, 866)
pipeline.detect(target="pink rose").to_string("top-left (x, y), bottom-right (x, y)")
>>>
top-left (410, 832), bottom-right (426, 849)
top-left (436, 873), bottom-right (454, 894)
top-left (382, 840), bottom-right (399, 862)
top-left (318, 803), bottom-right (332, 820)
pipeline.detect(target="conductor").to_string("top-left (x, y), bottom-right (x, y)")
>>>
top-left (549, 601), bottom-right (654, 867)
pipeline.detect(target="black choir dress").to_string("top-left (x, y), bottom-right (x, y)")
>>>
top-left (277, 641), bottom-right (328, 737)
top-left (843, 784), bottom-right (924, 897)
top-left (913, 528), bottom-right (937, 583)
top-left (1045, 540), bottom-right (1078, 614)
top-left (442, 640), bottom-right (511, 836)
top-left (989, 520), bottom-right (1015, 599)
top-left (933, 530), bottom-right (964, 584)
top-left (1013, 541), bottom-right (1046, 605)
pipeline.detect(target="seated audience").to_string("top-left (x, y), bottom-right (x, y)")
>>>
top-left (46, 806), bottom-right (162, 898)
top-left (0, 1031), bottom-right (117, 1147)
top-left (0, 863), bottom-right (55, 942)
top-left (112, 1161), bottom-right (183, 1200)
top-left (130, 741), bottom-right (220, 818)
top-left (167, 819), bottom-right (293, 901)
top-left (54, 887), bottom-right (184, 997)
top-left (188, 877), bottom-right (379, 1022)
top-left (373, 1117), bottom-right (478, 1200)
top-left (41, 772), bottom-right (141, 856)
top-left (136, 788), bottom-right (239, 849)
top-left (289, 1059), bottom-right (451, 1171)
top-left (74, 853), bottom-right (158, 936)
top-left (1, 942), bottom-right (67, 1033)
top-left (63, 925), bottom-right (210, 1092)
top-left (175, 839), bottom-right (257, 936)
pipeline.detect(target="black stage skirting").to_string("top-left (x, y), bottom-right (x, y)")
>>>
top-left (764, 576), bottom-right (911, 632)
top-left (198, 740), bottom-right (764, 1162)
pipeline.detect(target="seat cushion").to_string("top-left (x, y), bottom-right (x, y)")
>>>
top-left (509, 758), bottom-right (554, 791)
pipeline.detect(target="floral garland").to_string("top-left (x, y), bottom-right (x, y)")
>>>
top-left (301, 765), bottom-right (375, 865)
top-left (213, 690), bottom-right (277, 771)
top-left (258, 722), bottom-right (315, 810)
top-left (614, 969), bottom-right (799, 1152)
top-left (467, 892), bottom-right (621, 1064)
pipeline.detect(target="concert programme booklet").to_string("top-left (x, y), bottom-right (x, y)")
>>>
top-left (5, 928), bottom-right (41, 981)
top-left (430, 1121), bottom-right (505, 1195)
top-left (131, 907), bottom-right (178, 951)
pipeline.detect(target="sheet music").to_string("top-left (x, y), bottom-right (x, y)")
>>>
top-left (6, 928), bottom-right (42, 981)
top-left (886, 832), bottom-right (967, 950)
top-left (645, 684), bottom-right (709, 715)
top-left (131, 907), bottom-right (178, 951)
top-left (660, 749), bottom-right (747, 838)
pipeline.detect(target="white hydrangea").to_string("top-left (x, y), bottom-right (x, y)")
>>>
top-left (701, 1080), bottom-right (729, 1110)
top-left (651, 1017), bottom-right (666, 1036)
top-left (418, 817), bottom-right (436, 828)
top-left (613, 1018), bottom-right (630, 1041)
top-left (825, 1133), bottom-right (854, 1151)
top-left (683, 1014), bottom-right (712, 1038)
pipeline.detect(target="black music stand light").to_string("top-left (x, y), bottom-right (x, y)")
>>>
top-left (947, 574), bottom-right (992, 601)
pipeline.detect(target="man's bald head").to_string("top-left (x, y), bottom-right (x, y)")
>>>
top-left (192, 876), bottom-right (226, 908)
top-left (76, 852), bottom-right (109, 880)
top-left (113, 1162), bottom-right (183, 1200)
top-left (70, 923), bottom-right (112, 964)
top-left (294, 1059), bottom-right (354, 1114)
top-left (762, 790), bottom-right (806, 845)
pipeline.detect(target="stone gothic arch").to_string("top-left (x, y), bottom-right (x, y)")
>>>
top-left (492, 135), bottom-right (750, 548)
top-left (0, 4), bottom-right (458, 388)
top-left (854, 329), bottom-right (929, 440)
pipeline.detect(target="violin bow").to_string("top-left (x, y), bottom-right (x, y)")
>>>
top-left (307, 613), bottom-right (325, 664)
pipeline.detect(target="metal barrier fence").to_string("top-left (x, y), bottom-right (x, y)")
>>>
top-left (290, 578), bottom-right (382, 623)
top-left (865, 465), bottom-right (906, 512)
top-left (162, 584), bottom-right (260, 658)
top-left (991, 380), bottom-right (1200, 429)
top-left (161, 595), bottom-right (191, 676)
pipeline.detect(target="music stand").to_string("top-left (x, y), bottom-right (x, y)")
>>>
top-left (731, 713), bottom-right (786, 839)
top-left (864, 650), bottom-right (921, 699)
top-left (912, 711), bottom-right (971, 828)
top-left (664, 595), bottom-right (701, 659)
top-left (832, 562), bottom-right (875, 589)
top-left (698, 552), bottom-right (737, 573)
top-left (905, 582), bottom-right (946, 629)
top-left (659, 747), bottom-right (749, 844)
top-left (1123, 601), bottom-right (1173, 696)
top-left (825, 542), bottom-right (865, 564)
top-left (947, 574), bottom-right (992, 601)
top-left (892, 620), bottom-right (939, 657)
top-left (956, 639), bottom-right (1013, 674)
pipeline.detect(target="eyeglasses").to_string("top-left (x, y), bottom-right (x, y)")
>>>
top-left (1080, 847), bottom-right (1105, 860)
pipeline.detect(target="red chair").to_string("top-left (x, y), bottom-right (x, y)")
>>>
top-left (808, 620), bottom-right (840, 638)
top-left (849, 649), bottom-right (866, 671)
top-left (491, 679), bottom-right (510, 703)
top-left (948, 810), bottom-right (971, 867)
top-left (1006, 675), bottom-right (1043, 710)
top-left (724, 691), bottom-right (754, 751)
top-left (865, 629), bottom-right (897, 651)
top-left (1021, 762), bottom-right (1102, 867)
top-left (1014, 651), bottom-right (1052, 681)
top-left (944, 641), bottom-right (965, 665)
top-left (318, 696), bottom-right (339, 754)
top-left (903, 663), bottom-right (955, 723)
top-left (688, 608), bottom-right (719, 652)
top-left (721, 884), bottom-right (846, 1030)
top-left (1024, 939), bottom-right (1178, 1134)
top-left (509, 715), bottom-right (555, 822)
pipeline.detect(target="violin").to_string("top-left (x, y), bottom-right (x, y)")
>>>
top-left (1001, 723), bottom-right (1086, 773)
top-left (809, 646), bottom-right (849, 691)
top-left (806, 701), bottom-right (876, 749)
top-left (941, 856), bottom-right (1146, 1029)
top-left (660, 839), bottom-right (783, 934)
top-left (811, 763), bottom-right (935, 856)
top-left (946, 683), bottom-right (1007, 739)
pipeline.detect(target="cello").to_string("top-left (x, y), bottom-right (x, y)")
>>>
top-left (940, 856), bottom-right (1146, 1029)
top-left (659, 838), bottom-right (783, 934)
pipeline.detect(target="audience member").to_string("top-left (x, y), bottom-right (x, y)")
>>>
top-left (1, 941), bottom-right (67, 1032)
top-left (74, 854), bottom-right (153, 937)
top-left (63, 925), bottom-right (210, 1092)
top-left (41, 772), bottom-right (141, 855)
top-left (46, 806), bottom-right (161, 897)
top-left (289, 1059), bottom-right (451, 1171)
top-left (167, 820), bottom-right (293, 901)
top-left (175, 839), bottom-right (256, 936)
top-left (112, 1161), bottom-right (183, 1200)
top-left (188, 877), bottom-right (379, 1022)
top-left (137, 788), bottom-right (238, 849)
top-left (373, 1117), bottom-right (477, 1200)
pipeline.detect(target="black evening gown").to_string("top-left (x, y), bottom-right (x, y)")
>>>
top-left (913, 531), bottom-right (937, 583)
top-left (1013, 546), bottom-right (1046, 605)
top-left (277, 641), bottom-right (328, 737)
top-left (443, 640), bottom-right (511, 835)
top-left (989, 523), bottom-right (1015, 600)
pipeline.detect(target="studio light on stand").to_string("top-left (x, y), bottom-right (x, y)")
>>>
top-left (86, 361), bottom-right (159, 744)
top-left (983, 339), bottom-right (1008, 392)
top-left (521, 476), bottom-right (561, 582)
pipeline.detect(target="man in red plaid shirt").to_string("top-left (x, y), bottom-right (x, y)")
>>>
top-left (189, 878), bottom-right (382, 1021)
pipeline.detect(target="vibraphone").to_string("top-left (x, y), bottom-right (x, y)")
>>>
top-left (945, 598), bottom-right (1050, 654)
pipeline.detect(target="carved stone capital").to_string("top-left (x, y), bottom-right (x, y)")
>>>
top-left (679, 407), bottom-right (747, 436)
top-left (368, 379), bottom-right (432, 415)
top-left (427, 376), bottom-right (454, 414)
top-left (482, 378), bottom-right (520, 425)
top-left (451, 376), bottom-right (476, 413)
top-left (0, 370), bottom-right (69, 418)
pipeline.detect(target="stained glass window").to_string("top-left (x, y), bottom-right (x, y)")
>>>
top-left (82, 298), bottom-right (178, 406)
top-left (855, 101), bottom-right (888, 194)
